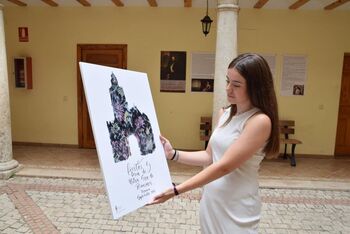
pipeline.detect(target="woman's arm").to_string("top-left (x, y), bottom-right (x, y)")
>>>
top-left (160, 136), bottom-right (212, 167)
top-left (176, 146), bottom-right (212, 166)
top-left (151, 113), bottom-right (271, 204)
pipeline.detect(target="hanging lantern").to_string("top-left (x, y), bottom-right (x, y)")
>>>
top-left (201, 0), bottom-right (213, 36)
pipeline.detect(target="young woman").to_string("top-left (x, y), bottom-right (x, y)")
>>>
top-left (150, 53), bottom-right (279, 233)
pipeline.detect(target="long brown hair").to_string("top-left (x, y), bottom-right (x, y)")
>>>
top-left (224, 53), bottom-right (279, 158)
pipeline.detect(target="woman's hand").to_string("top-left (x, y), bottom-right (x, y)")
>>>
top-left (148, 188), bottom-right (175, 205)
top-left (160, 135), bottom-right (175, 160)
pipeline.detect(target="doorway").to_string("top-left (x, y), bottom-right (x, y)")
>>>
top-left (77, 44), bottom-right (127, 148)
top-left (335, 53), bottom-right (350, 157)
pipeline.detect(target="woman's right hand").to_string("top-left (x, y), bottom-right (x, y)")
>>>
top-left (160, 135), bottom-right (175, 160)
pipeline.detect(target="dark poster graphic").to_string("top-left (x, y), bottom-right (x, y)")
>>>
top-left (106, 73), bottom-right (156, 163)
top-left (293, 84), bottom-right (304, 96)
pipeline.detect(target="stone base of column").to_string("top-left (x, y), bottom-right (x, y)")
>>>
top-left (0, 160), bottom-right (21, 179)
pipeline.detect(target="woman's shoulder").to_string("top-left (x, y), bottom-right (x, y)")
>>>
top-left (246, 111), bottom-right (271, 129)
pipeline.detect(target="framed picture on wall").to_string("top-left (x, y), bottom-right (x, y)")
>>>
top-left (14, 57), bottom-right (33, 89)
top-left (281, 55), bottom-right (307, 96)
top-left (160, 51), bottom-right (186, 92)
top-left (191, 52), bottom-right (215, 93)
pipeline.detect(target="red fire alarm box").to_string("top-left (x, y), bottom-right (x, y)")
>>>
top-left (14, 57), bottom-right (32, 89)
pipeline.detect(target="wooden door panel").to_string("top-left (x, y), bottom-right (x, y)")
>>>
top-left (340, 77), bottom-right (350, 104)
top-left (338, 106), bottom-right (350, 117)
top-left (335, 55), bottom-right (350, 156)
top-left (341, 56), bottom-right (350, 105)
top-left (83, 51), bottom-right (123, 65)
top-left (77, 44), bottom-right (127, 148)
top-left (336, 119), bottom-right (345, 145)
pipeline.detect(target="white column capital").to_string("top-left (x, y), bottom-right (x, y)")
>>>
top-left (217, 0), bottom-right (239, 12)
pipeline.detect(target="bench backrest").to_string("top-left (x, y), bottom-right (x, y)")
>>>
top-left (279, 120), bottom-right (296, 139)
top-left (199, 118), bottom-right (298, 141)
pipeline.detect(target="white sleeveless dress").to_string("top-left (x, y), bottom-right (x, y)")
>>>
top-left (200, 107), bottom-right (265, 234)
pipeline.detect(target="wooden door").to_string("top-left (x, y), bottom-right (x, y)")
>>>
top-left (77, 44), bottom-right (127, 148)
top-left (335, 54), bottom-right (350, 157)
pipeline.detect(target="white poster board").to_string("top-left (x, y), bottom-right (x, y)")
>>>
top-left (79, 62), bottom-right (172, 219)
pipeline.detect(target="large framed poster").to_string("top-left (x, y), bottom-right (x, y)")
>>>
top-left (79, 62), bottom-right (172, 219)
top-left (160, 51), bottom-right (186, 92)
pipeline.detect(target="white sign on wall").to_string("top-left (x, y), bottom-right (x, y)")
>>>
top-left (281, 55), bottom-right (307, 96)
top-left (79, 62), bottom-right (172, 219)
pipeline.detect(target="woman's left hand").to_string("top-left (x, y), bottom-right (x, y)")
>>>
top-left (160, 135), bottom-right (175, 160)
top-left (148, 188), bottom-right (175, 205)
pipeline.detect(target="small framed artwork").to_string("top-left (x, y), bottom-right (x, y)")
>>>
top-left (191, 79), bottom-right (214, 92)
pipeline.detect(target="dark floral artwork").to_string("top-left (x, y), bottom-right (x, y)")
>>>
top-left (106, 73), bottom-right (156, 163)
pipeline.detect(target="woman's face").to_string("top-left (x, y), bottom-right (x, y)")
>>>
top-left (226, 68), bottom-right (250, 105)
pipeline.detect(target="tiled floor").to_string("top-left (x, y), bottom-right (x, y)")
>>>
top-left (2, 145), bottom-right (350, 233)
top-left (12, 145), bottom-right (350, 183)
top-left (2, 176), bottom-right (349, 233)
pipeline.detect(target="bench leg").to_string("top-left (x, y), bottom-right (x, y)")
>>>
top-left (290, 144), bottom-right (297, 167)
top-left (283, 144), bottom-right (288, 159)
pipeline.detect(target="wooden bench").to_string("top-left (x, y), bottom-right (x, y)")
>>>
top-left (279, 120), bottom-right (302, 167)
top-left (200, 116), bottom-right (212, 149)
top-left (199, 118), bottom-right (302, 166)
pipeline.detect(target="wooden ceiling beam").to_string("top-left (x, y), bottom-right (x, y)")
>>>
top-left (184, 0), bottom-right (192, 7)
top-left (324, 0), bottom-right (350, 10)
top-left (147, 0), bottom-right (158, 7)
top-left (289, 0), bottom-right (310, 10)
top-left (254, 0), bottom-right (269, 9)
top-left (76, 0), bottom-right (91, 7)
top-left (111, 0), bottom-right (124, 7)
top-left (41, 0), bottom-right (58, 7)
top-left (7, 0), bottom-right (27, 6)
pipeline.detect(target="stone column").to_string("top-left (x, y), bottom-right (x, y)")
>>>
top-left (212, 0), bottom-right (239, 125)
top-left (0, 4), bottom-right (19, 179)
